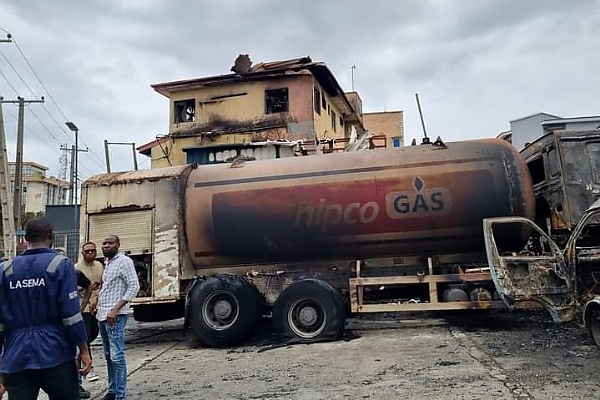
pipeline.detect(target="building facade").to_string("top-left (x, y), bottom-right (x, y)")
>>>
top-left (138, 55), bottom-right (374, 168)
top-left (363, 111), bottom-right (404, 148)
top-left (8, 162), bottom-right (70, 215)
top-left (503, 113), bottom-right (600, 151)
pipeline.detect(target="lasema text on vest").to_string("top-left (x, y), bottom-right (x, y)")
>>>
top-left (9, 278), bottom-right (46, 289)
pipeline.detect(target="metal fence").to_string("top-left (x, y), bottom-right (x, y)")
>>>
top-left (53, 228), bottom-right (81, 262)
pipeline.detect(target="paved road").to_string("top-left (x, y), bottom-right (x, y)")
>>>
top-left (73, 310), bottom-right (598, 400)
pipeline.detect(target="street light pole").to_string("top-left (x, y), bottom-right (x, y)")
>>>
top-left (65, 121), bottom-right (79, 204)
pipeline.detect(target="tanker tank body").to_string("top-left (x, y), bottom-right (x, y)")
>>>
top-left (81, 138), bottom-right (536, 347)
top-left (184, 138), bottom-right (535, 272)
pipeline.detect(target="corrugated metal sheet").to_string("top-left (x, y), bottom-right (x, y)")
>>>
top-left (89, 210), bottom-right (153, 255)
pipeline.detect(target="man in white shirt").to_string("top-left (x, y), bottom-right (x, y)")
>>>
top-left (97, 235), bottom-right (139, 400)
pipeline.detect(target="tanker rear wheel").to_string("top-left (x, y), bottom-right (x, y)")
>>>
top-left (189, 275), bottom-right (262, 347)
top-left (273, 279), bottom-right (346, 342)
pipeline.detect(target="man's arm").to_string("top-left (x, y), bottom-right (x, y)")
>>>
top-left (76, 269), bottom-right (93, 312)
top-left (57, 259), bottom-right (92, 374)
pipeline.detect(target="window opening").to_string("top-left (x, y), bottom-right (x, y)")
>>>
top-left (314, 88), bottom-right (321, 115)
top-left (527, 157), bottom-right (545, 185)
top-left (331, 111), bottom-right (337, 132)
top-left (174, 99), bottom-right (196, 123)
top-left (265, 88), bottom-right (289, 114)
top-left (586, 142), bottom-right (600, 183)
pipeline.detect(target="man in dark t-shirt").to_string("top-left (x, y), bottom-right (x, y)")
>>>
top-left (76, 269), bottom-right (94, 399)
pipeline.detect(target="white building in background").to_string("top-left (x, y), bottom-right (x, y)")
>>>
top-left (8, 162), bottom-right (70, 214)
top-left (501, 113), bottom-right (600, 151)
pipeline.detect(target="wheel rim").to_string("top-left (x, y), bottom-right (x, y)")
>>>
top-left (287, 298), bottom-right (326, 339)
top-left (202, 290), bottom-right (240, 330)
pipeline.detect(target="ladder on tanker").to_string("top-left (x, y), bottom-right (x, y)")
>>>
top-left (0, 103), bottom-right (15, 258)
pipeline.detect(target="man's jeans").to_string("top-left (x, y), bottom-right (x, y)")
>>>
top-left (2, 360), bottom-right (80, 400)
top-left (99, 315), bottom-right (128, 399)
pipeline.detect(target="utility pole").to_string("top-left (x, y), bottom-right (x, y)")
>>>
top-left (65, 122), bottom-right (87, 204)
top-left (62, 143), bottom-right (88, 204)
top-left (1, 96), bottom-right (45, 230)
top-left (0, 98), bottom-right (15, 257)
top-left (0, 35), bottom-right (15, 256)
top-left (104, 140), bottom-right (138, 173)
top-left (59, 144), bottom-right (68, 180)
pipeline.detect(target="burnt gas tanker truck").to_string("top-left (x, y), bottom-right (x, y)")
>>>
top-left (80, 138), bottom-right (535, 346)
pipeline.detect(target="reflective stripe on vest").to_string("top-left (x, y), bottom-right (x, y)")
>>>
top-left (2, 259), bottom-right (13, 277)
top-left (47, 255), bottom-right (66, 273)
top-left (63, 312), bottom-right (83, 327)
top-left (0, 323), bottom-right (4, 333)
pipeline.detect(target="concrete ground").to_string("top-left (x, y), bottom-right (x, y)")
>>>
top-left (27, 309), bottom-right (599, 400)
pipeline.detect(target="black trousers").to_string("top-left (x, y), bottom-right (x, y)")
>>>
top-left (83, 312), bottom-right (99, 345)
top-left (2, 360), bottom-right (80, 400)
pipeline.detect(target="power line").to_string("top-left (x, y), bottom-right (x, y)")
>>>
top-left (1, 48), bottom-right (74, 145)
top-left (3, 108), bottom-right (95, 178)
top-left (0, 67), bottom-right (19, 95)
top-left (12, 37), bottom-right (70, 122)
top-left (3, 106), bottom-right (62, 159)
top-left (1, 31), bottom-right (138, 176)
top-left (0, 33), bottom-right (107, 173)
top-left (0, 49), bottom-right (38, 96)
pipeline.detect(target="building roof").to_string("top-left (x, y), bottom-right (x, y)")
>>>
top-left (151, 55), bottom-right (357, 117)
top-left (542, 115), bottom-right (600, 126)
top-left (137, 136), bottom-right (168, 156)
top-left (8, 161), bottom-right (48, 171)
top-left (509, 112), bottom-right (561, 123)
top-left (139, 56), bottom-right (363, 156)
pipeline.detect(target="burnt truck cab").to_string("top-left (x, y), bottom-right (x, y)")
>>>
top-left (520, 129), bottom-right (600, 244)
top-left (483, 199), bottom-right (600, 349)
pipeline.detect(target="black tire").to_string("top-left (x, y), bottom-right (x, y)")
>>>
top-left (587, 307), bottom-right (600, 349)
top-left (188, 275), bottom-right (262, 347)
top-left (273, 279), bottom-right (346, 342)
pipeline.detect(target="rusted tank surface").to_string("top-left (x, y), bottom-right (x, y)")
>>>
top-left (185, 138), bottom-right (535, 268)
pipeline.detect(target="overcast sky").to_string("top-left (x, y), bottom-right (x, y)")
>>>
top-left (0, 0), bottom-right (599, 182)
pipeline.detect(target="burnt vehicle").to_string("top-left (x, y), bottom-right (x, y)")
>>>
top-left (520, 129), bottom-right (600, 244)
top-left (81, 138), bottom-right (536, 347)
top-left (484, 199), bottom-right (600, 348)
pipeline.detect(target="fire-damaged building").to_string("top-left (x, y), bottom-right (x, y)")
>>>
top-left (137, 55), bottom-right (403, 167)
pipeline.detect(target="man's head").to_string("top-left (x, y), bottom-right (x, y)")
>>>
top-left (81, 241), bottom-right (98, 262)
top-left (101, 235), bottom-right (120, 259)
top-left (24, 217), bottom-right (54, 247)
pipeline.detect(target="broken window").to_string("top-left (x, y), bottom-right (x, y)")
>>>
top-left (527, 156), bottom-right (545, 185)
top-left (331, 111), bottom-right (337, 132)
top-left (265, 88), bottom-right (289, 114)
top-left (174, 99), bottom-right (196, 123)
top-left (314, 87), bottom-right (321, 115)
top-left (587, 142), bottom-right (600, 183)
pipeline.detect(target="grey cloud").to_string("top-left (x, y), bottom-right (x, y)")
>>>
top-left (1, 0), bottom-right (599, 177)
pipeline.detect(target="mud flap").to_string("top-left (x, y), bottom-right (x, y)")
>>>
top-left (183, 278), bottom-right (203, 335)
